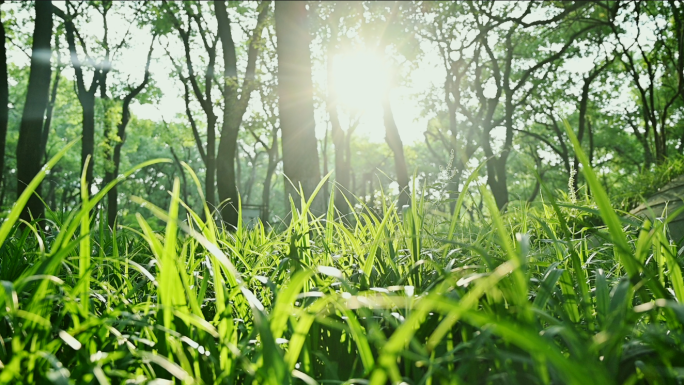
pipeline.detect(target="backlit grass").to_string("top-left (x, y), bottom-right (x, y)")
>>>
top-left (2, 130), bottom-right (684, 384)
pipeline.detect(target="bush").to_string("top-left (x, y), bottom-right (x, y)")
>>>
top-left (614, 153), bottom-right (684, 211)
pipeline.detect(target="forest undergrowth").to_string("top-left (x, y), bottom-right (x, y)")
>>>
top-left (3, 132), bottom-right (684, 385)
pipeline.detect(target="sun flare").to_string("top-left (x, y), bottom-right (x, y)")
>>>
top-left (331, 51), bottom-right (389, 111)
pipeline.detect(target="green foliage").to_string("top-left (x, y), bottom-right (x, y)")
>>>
top-left (4, 134), bottom-right (684, 384)
top-left (7, 1), bottom-right (684, 381)
top-left (614, 153), bottom-right (684, 211)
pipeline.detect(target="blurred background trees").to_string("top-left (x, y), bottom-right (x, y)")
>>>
top-left (3, 0), bottom-right (684, 227)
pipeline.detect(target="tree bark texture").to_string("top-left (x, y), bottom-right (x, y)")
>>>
top-left (274, 1), bottom-right (322, 213)
top-left (17, 0), bottom-right (52, 222)
top-left (0, 2), bottom-right (8, 190)
top-left (215, 0), bottom-right (268, 228)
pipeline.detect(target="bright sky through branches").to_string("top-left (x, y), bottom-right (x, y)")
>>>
top-left (331, 51), bottom-right (388, 111)
top-left (4, 1), bottom-right (610, 147)
top-left (4, 1), bottom-right (460, 145)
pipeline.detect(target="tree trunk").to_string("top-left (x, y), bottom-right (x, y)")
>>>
top-left (62, 10), bottom-right (100, 194)
top-left (572, 78), bottom-right (591, 193)
top-left (489, 158), bottom-right (510, 210)
top-left (215, 116), bottom-right (238, 225)
top-left (275, 1), bottom-right (322, 213)
top-left (206, 116), bottom-right (217, 210)
top-left (262, 148), bottom-right (279, 223)
top-left (16, 0), bottom-right (52, 221)
top-left (169, 146), bottom-right (189, 204)
top-left (215, 0), bottom-right (268, 227)
top-left (382, 92), bottom-right (410, 208)
top-left (214, 0), bottom-right (239, 226)
top-left (447, 172), bottom-right (462, 215)
top-left (81, 96), bottom-right (96, 191)
top-left (164, 2), bottom-right (220, 211)
top-left (572, 60), bottom-right (610, 191)
top-left (327, 47), bottom-right (351, 217)
top-left (321, 127), bottom-right (329, 204)
top-left (104, 37), bottom-right (154, 229)
top-left (41, 64), bottom-right (61, 163)
top-left (106, 133), bottom-right (123, 228)
top-left (241, 150), bottom-right (257, 205)
top-left (588, 119), bottom-right (594, 169)
top-left (0, 4), bottom-right (8, 189)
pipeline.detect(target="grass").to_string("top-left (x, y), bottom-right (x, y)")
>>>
top-left (614, 153), bottom-right (684, 211)
top-left (2, 130), bottom-right (684, 384)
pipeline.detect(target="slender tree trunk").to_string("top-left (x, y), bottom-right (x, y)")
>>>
top-left (322, 126), bottom-right (330, 204)
top-left (528, 179), bottom-right (541, 203)
top-left (104, 110), bottom-right (134, 228)
top-left (572, 61), bottom-right (610, 191)
top-left (37, 34), bottom-right (62, 166)
top-left (81, 96), bottom-right (96, 191)
top-left (327, 48), bottom-right (351, 217)
top-left (445, 64), bottom-right (462, 214)
top-left (215, 0), bottom-right (268, 227)
top-left (213, 0), bottom-right (238, 222)
top-left (588, 119), bottom-right (594, 168)
top-left (447, 171), bottom-right (462, 214)
top-left (41, 64), bottom-right (60, 163)
top-left (104, 37), bottom-right (154, 228)
top-left (489, 158), bottom-right (510, 210)
top-left (490, 86), bottom-right (515, 210)
top-left (206, 116), bottom-right (216, 209)
top-left (275, 1), bottom-right (322, 212)
top-left (215, 126), bottom-right (237, 224)
top-left (169, 146), bottom-right (189, 204)
top-left (106, 134), bottom-right (123, 228)
top-left (245, 154), bottom-right (259, 205)
top-left (17, 0), bottom-right (52, 221)
top-left (164, 2), bottom-right (220, 211)
top-left (262, 149), bottom-right (278, 223)
top-left (382, 92), bottom-right (410, 208)
top-left (0, 3), bottom-right (8, 189)
top-left (572, 79), bottom-right (591, 192)
top-left (628, 115), bottom-right (653, 169)
top-left (260, 126), bottom-right (279, 223)
top-left (62, 10), bottom-right (100, 194)
top-left (331, 116), bottom-right (351, 216)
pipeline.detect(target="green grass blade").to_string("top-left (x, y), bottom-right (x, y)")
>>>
top-left (563, 119), bottom-right (668, 300)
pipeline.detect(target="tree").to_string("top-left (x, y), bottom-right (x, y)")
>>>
top-left (104, 36), bottom-right (156, 229)
top-left (214, 0), bottom-right (269, 227)
top-left (0, 0), bottom-right (8, 191)
top-left (418, 1), bottom-right (596, 209)
top-left (382, 91), bottom-right (411, 208)
top-left (250, 28), bottom-right (283, 223)
top-left (324, 2), bottom-right (357, 217)
top-left (163, 1), bottom-right (219, 209)
top-left (369, 1), bottom-right (416, 209)
top-left (54, 1), bottom-right (116, 193)
top-left (274, 1), bottom-right (321, 212)
top-left (16, 0), bottom-right (52, 221)
top-left (605, 1), bottom-right (684, 164)
top-left (418, 2), bottom-right (483, 213)
top-left (40, 31), bottom-right (64, 164)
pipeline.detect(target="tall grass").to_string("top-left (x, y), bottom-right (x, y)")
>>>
top-left (2, 131), bottom-right (684, 384)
